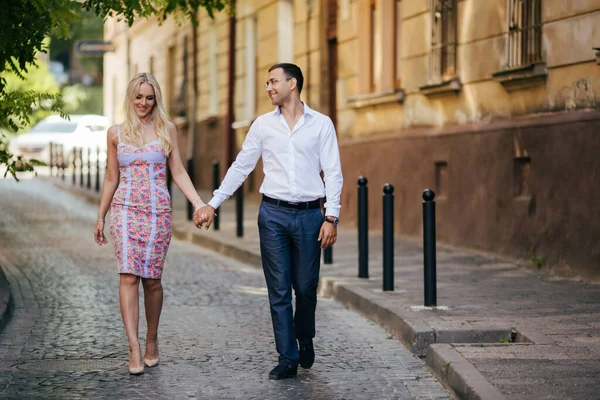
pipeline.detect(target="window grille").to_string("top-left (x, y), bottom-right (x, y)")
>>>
top-left (429, 0), bottom-right (457, 82)
top-left (507, 0), bottom-right (542, 68)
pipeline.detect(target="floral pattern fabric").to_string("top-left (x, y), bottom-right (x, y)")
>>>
top-left (109, 129), bottom-right (172, 279)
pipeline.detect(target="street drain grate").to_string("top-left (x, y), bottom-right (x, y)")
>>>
top-left (17, 359), bottom-right (126, 372)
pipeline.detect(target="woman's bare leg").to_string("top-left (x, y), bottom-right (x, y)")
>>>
top-left (119, 274), bottom-right (143, 370)
top-left (142, 278), bottom-right (163, 361)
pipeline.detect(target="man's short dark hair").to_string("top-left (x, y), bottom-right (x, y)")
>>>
top-left (269, 63), bottom-right (304, 95)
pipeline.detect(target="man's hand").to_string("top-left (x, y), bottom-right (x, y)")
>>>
top-left (318, 221), bottom-right (337, 248)
top-left (194, 205), bottom-right (216, 230)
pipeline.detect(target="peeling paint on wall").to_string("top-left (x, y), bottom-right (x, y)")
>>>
top-left (555, 77), bottom-right (596, 111)
top-left (404, 97), bottom-right (443, 128)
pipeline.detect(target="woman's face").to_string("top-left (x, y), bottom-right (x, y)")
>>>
top-left (133, 82), bottom-right (156, 119)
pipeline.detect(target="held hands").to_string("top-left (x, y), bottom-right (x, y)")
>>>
top-left (318, 220), bottom-right (337, 249)
top-left (94, 220), bottom-right (108, 246)
top-left (193, 205), bottom-right (216, 230)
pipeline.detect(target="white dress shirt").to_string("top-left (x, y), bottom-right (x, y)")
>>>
top-left (208, 103), bottom-right (343, 218)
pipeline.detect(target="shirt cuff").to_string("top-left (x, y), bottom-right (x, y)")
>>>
top-left (208, 197), bottom-right (225, 210)
top-left (324, 208), bottom-right (340, 218)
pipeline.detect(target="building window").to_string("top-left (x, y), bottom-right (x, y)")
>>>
top-left (278, 0), bottom-right (294, 62)
top-left (167, 45), bottom-right (176, 115)
top-left (507, 0), bottom-right (542, 68)
top-left (209, 23), bottom-right (218, 115)
top-left (435, 161), bottom-right (448, 198)
top-left (111, 75), bottom-right (118, 123)
top-left (429, 0), bottom-right (457, 82)
top-left (355, 0), bottom-right (404, 97)
top-left (245, 15), bottom-right (257, 121)
top-left (149, 56), bottom-right (154, 75)
top-left (394, 0), bottom-right (401, 88)
top-left (370, 0), bottom-right (377, 91)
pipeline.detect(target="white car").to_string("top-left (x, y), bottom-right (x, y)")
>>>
top-left (9, 114), bottom-right (109, 166)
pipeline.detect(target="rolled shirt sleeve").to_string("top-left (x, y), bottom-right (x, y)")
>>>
top-left (320, 118), bottom-right (343, 218)
top-left (207, 120), bottom-right (262, 210)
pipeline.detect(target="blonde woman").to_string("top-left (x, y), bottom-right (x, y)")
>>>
top-left (93, 73), bottom-right (207, 375)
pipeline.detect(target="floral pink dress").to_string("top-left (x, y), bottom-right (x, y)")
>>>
top-left (109, 126), bottom-right (172, 279)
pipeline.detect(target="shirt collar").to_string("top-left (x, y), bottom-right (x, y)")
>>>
top-left (273, 102), bottom-right (314, 117)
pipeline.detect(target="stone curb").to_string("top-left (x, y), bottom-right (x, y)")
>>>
top-left (426, 344), bottom-right (508, 400)
top-left (173, 226), bottom-right (263, 268)
top-left (0, 266), bottom-right (14, 335)
top-left (318, 276), bottom-right (436, 355)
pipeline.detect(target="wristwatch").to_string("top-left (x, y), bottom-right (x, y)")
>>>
top-left (325, 216), bottom-right (339, 227)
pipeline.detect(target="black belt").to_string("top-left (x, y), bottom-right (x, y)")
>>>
top-left (262, 195), bottom-right (321, 210)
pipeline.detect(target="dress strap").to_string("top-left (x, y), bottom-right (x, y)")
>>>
top-left (116, 125), bottom-right (121, 143)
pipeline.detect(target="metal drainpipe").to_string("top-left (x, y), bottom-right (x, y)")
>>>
top-left (186, 14), bottom-right (199, 219)
top-left (225, 2), bottom-right (237, 167)
top-left (190, 13), bottom-right (198, 171)
top-left (306, 0), bottom-right (312, 104)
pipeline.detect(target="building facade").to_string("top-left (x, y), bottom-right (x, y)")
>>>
top-left (104, 0), bottom-right (600, 279)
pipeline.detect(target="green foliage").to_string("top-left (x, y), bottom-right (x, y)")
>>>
top-left (0, 0), bottom-right (78, 90)
top-left (442, 362), bottom-right (450, 374)
top-left (0, 63), bottom-right (65, 180)
top-left (50, 8), bottom-right (104, 80)
top-left (1, 0), bottom-right (230, 179)
top-left (62, 85), bottom-right (104, 115)
top-left (2, 60), bottom-right (63, 131)
top-left (82, 0), bottom-right (233, 25)
top-left (0, 132), bottom-right (36, 180)
top-left (531, 253), bottom-right (547, 269)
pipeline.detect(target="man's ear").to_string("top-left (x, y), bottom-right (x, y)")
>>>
top-left (290, 77), bottom-right (297, 91)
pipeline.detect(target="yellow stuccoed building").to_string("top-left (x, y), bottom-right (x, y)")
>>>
top-left (104, 0), bottom-right (600, 280)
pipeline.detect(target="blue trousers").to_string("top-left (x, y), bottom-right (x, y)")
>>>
top-left (257, 201), bottom-right (323, 364)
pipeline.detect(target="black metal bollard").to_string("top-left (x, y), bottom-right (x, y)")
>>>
top-left (358, 176), bottom-right (369, 278)
top-left (323, 197), bottom-right (333, 264)
top-left (212, 161), bottom-right (220, 231)
top-left (383, 184), bottom-right (395, 291)
top-left (324, 243), bottom-right (333, 264)
top-left (60, 145), bottom-right (65, 181)
top-left (95, 147), bottom-right (101, 192)
top-left (236, 185), bottom-right (243, 237)
top-left (86, 148), bottom-right (91, 190)
top-left (186, 159), bottom-right (195, 221)
top-left (72, 149), bottom-right (77, 185)
top-left (79, 148), bottom-right (85, 187)
top-left (49, 142), bottom-right (54, 177)
top-left (423, 189), bottom-right (437, 307)
top-left (53, 143), bottom-right (58, 176)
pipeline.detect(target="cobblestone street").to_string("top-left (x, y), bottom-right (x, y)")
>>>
top-left (0, 178), bottom-right (448, 400)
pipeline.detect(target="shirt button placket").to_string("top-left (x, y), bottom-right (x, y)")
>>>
top-left (289, 140), bottom-right (295, 197)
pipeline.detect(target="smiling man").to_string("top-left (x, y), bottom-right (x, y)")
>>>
top-left (194, 63), bottom-right (343, 380)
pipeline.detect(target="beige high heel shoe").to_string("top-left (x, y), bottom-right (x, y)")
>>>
top-left (144, 357), bottom-right (159, 368)
top-left (129, 365), bottom-right (145, 375)
top-left (129, 344), bottom-right (145, 375)
top-left (144, 339), bottom-right (159, 368)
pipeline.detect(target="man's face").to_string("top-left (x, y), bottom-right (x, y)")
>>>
top-left (265, 68), bottom-right (293, 106)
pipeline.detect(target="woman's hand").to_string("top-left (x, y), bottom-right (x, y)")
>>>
top-left (94, 220), bottom-right (108, 245)
top-left (194, 205), bottom-right (216, 230)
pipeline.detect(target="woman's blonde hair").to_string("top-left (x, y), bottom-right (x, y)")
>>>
top-left (121, 72), bottom-right (173, 155)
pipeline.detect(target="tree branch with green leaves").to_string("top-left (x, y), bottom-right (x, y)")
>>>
top-left (1, 0), bottom-right (231, 179)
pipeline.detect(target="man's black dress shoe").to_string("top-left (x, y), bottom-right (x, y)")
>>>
top-left (268, 362), bottom-right (298, 380)
top-left (299, 338), bottom-right (315, 369)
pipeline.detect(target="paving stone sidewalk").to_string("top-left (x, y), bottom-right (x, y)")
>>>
top-left (48, 177), bottom-right (600, 400)
top-left (0, 178), bottom-right (451, 400)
